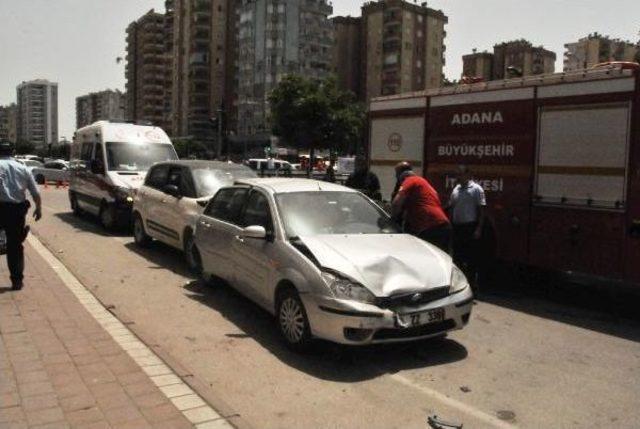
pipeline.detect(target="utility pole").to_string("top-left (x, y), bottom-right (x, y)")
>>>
top-left (216, 106), bottom-right (223, 159)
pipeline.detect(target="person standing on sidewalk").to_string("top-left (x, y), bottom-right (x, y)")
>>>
top-left (391, 162), bottom-right (451, 252)
top-left (0, 141), bottom-right (42, 290)
top-left (345, 155), bottom-right (382, 201)
top-left (448, 165), bottom-right (486, 288)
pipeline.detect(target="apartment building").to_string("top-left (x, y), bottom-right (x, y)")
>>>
top-left (461, 40), bottom-right (556, 81)
top-left (564, 33), bottom-right (640, 71)
top-left (331, 16), bottom-right (363, 99)
top-left (125, 9), bottom-right (169, 130)
top-left (0, 104), bottom-right (18, 143)
top-left (16, 79), bottom-right (58, 148)
top-left (236, 0), bottom-right (334, 143)
top-left (76, 90), bottom-right (125, 129)
top-left (361, 0), bottom-right (448, 100)
top-left (170, 0), bottom-right (230, 147)
top-left (462, 51), bottom-right (494, 81)
top-left (492, 40), bottom-right (556, 79)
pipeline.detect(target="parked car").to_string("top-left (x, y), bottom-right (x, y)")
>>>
top-left (31, 160), bottom-right (70, 184)
top-left (69, 121), bottom-right (178, 229)
top-left (16, 158), bottom-right (44, 173)
top-left (245, 158), bottom-right (292, 172)
top-left (192, 178), bottom-right (473, 349)
top-left (132, 160), bottom-right (256, 271)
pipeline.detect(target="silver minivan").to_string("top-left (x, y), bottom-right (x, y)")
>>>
top-left (193, 178), bottom-right (473, 349)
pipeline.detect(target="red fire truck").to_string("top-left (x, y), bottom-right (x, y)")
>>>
top-left (369, 64), bottom-right (640, 287)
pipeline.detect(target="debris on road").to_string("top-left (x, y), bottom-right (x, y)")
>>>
top-left (427, 415), bottom-right (463, 429)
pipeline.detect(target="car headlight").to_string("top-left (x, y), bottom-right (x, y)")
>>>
top-left (115, 186), bottom-right (134, 203)
top-left (321, 271), bottom-right (376, 304)
top-left (450, 266), bottom-right (470, 294)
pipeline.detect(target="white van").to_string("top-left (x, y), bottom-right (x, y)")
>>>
top-left (69, 121), bottom-right (178, 229)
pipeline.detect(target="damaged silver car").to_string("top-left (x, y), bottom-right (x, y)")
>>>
top-left (193, 178), bottom-right (473, 349)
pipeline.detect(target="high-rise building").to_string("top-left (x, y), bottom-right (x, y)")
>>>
top-left (462, 51), bottom-right (494, 81)
top-left (492, 40), bottom-right (556, 79)
top-left (362, 0), bottom-right (448, 100)
top-left (125, 9), bottom-right (169, 131)
top-left (170, 0), bottom-right (230, 149)
top-left (0, 104), bottom-right (18, 143)
top-left (76, 90), bottom-right (126, 129)
top-left (236, 0), bottom-right (334, 143)
top-left (16, 79), bottom-right (58, 148)
top-left (331, 16), bottom-right (363, 100)
top-left (564, 33), bottom-right (639, 71)
top-left (461, 40), bottom-right (556, 81)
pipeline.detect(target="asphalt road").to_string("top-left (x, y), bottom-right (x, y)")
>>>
top-left (29, 187), bottom-right (640, 429)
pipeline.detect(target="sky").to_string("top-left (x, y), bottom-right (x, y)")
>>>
top-left (1, 0), bottom-right (638, 140)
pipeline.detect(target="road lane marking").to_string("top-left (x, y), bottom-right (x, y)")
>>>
top-left (27, 234), bottom-right (235, 429)
top-left (390, 373), bottom-right (518, 429)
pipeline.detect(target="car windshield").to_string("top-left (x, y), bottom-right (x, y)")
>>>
top-left (192, 168), bottom-right (256, 198)
top-left (276, 191), bottom-right (399, 237)
top-left (106, 142), bottom-right (178, 172)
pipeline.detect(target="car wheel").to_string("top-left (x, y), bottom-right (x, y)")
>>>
top-left (99, 203), bottom-right (116, 230)
top-left (184, 232), bottom-right (202, 274)
top-left (133, 214), bottom-right (151, 247)
top-left (276, 288), bottom-right (312, 351)
top-left (70, 193), bottom-right (83, 216)
top-left (35, 174), bottom-right (45, 185)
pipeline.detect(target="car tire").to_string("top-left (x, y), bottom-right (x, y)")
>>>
top-left (99, 203), bottom-right (117, 230)
top-left (133, 214), bottom-right (151, 247)
top-left (184, 232), bottom-right (202, 274)
top-left (35, 174), bottom-right (45, 185)
top-left (276, 287), bottom-right (312, 351)
top-left (70, 193), bottom-right (83, 216)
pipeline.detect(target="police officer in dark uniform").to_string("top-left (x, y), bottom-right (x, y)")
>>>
top-left (0, 141), bottom-right (42, 290)
top-left (345, 155), bottom-right (382, 201)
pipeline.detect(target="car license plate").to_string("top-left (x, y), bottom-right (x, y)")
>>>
top-left (398, 308), bottom-right (445, 328)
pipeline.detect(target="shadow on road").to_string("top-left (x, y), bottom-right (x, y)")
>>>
top-left (124, 242), bottom-right (194, 278)
top-left (478, 269), bottom-right (640, 343)
top-left (181, 278), bottom-right (468, 383)
top-left (53, 212), bottom-right (131, 238)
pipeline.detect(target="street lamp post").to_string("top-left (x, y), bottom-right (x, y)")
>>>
top-left (216, 107), bottom-right (223, 159)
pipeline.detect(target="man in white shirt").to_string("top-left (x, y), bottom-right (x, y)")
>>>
top-left (449, 165), bottom-right (486, 288)
top-left (0, 141), bottom-right (42, 290)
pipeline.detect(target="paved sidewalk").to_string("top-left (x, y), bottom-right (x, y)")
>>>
top-left (0, 242), bottom-right (196, 429)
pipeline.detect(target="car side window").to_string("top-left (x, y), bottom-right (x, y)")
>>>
top-left (205, 187), bottom-right (248, 225)
top-left (166, 167), bottom-right (182, 193)
top-left (240, 191), bottom-right (273, 233)
top-left (80, 143), bottom-right (93, 162)
top-left (181, 169), bottom-right (197, 198)
top-left (145, 165), bottom-right (169, 190)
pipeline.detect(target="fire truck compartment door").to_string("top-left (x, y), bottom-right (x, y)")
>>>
top-left (370, 116), bottom-right (425, 201)
top-left (535, 102), bottom-right (630, 209)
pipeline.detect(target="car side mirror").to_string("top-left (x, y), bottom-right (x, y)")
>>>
top-left (90, 159), bottom-right (104, 175)
top-left (163, 184), bottom-right (181, 198)
top-left (241, 225), bottom-right (267, 240)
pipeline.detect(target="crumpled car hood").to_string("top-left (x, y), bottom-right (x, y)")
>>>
top-left (298, 234), bottom-right (452, 297)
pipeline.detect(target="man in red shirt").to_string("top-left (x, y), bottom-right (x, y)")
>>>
top-left (391, 162), bottom-right (451, 253)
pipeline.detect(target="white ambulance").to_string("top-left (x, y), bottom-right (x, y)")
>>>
top-left (69, 121), bottom-right (178, 229)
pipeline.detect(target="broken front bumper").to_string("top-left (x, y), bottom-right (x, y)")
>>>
top-left (301, 287), bottom-right (474, 345)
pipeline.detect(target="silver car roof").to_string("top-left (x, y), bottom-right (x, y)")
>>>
top-left (234, 178), bottom-right (357, 194)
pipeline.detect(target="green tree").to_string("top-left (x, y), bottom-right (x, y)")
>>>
top-left (268, 75), bottom-right (366, 169)
top-left (172, 137), bottom-right (208, 159)
top-left (15, 140), bottom-right (36, 155)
